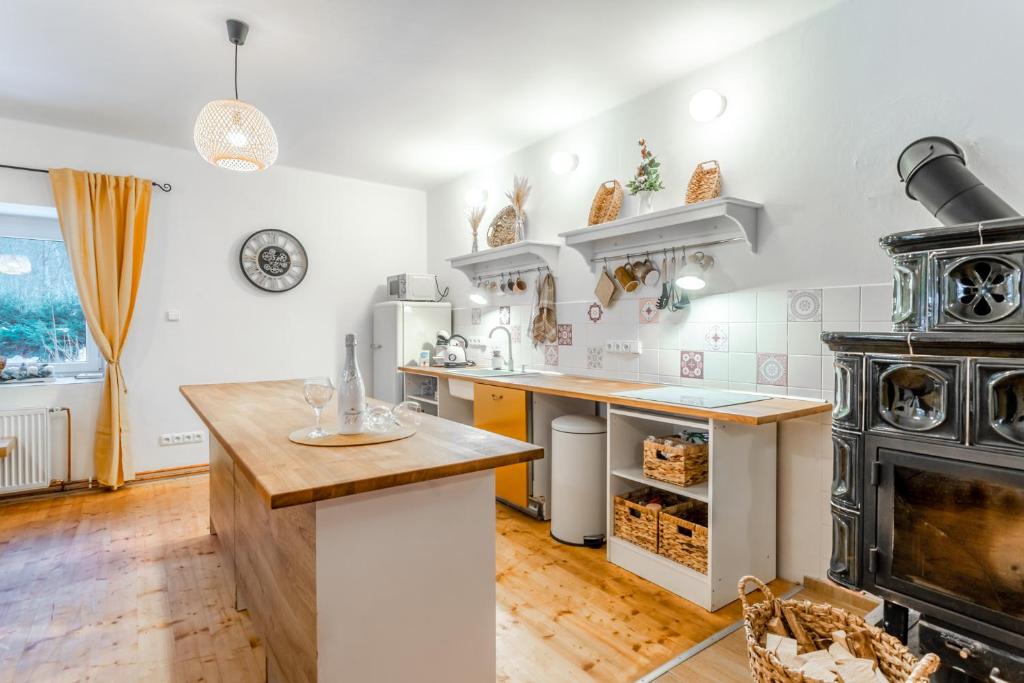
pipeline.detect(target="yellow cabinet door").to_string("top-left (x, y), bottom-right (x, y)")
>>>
top-left (473, 384), bottom-right (529, 509)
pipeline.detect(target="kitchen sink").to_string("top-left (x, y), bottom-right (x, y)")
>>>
top-left (446, 367), bottom-right (539, 378)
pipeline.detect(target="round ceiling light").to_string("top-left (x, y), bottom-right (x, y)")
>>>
top-left (689, 89), bottom-right (727, 123)
top-left (194, 20), bottom-right (278, 172)
top-left (549, 151), bottom-right (579, 175)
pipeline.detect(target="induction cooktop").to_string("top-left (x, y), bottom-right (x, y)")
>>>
top-left (613, 386), bottom-right (769, 409)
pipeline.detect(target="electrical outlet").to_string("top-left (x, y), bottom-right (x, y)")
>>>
top-left (159, 431), bottom-right (206, 446)
top-left (604, 340), bottom-right (642, 354)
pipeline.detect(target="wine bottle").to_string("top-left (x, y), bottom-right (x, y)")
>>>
top-left (337, 333), bottom-right (366, 434)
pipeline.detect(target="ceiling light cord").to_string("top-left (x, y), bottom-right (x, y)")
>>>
top-left (234, 43), bottom-right (239, 100)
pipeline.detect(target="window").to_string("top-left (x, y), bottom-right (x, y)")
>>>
top-left (0, 206), bottom-right (102, 376)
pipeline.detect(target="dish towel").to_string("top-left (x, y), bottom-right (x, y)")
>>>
top-left (531, 272), bottom-right (557, 345)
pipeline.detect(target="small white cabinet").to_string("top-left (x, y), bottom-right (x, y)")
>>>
top-left (606, 408), bottom-right (777, 611)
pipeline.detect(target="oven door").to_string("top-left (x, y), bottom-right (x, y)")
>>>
top-left (870, 443), bottom-right (1024, 649)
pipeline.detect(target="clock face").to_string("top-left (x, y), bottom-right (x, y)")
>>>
top-left (239, 229), bottom-right (308, 293)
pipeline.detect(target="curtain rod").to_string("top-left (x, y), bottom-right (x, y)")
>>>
top-left (0, 163), bottom-right (173, 192)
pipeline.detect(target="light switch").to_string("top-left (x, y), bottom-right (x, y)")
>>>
top-left (166, 310), bottom-right (181, 322)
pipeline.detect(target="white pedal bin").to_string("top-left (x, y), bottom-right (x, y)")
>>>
top-left (550, 414), bottom-right (607, 546)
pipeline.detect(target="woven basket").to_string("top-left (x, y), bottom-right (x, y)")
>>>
top-left (643, 434), bottom-right (709, 487)
top-left (739, 576), bottom-right (941, 683)
top-left (685, 160), bottom-right (722, 204)
top-left (487, 205), bottom-right (520, 247)
top-left (659, 500), bottom-right (708, 573)
top-left (588, 180), bottom-right (624, 225)
top-left (613, 487), bottom-right (681, 553)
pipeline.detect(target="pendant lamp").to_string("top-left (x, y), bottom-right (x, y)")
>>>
top-left (194, 20), bottom-right (278, 172)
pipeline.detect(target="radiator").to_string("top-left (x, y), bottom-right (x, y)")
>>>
top-left (0, 408), bottom-right (52, 493)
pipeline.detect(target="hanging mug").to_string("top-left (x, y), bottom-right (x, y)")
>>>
top-left (631, 258), bottom-right (654, 285)
top-left (507, 274), bottom-right (517, 293)
top-left (514, 272), bottom-right (527, 293)
top-left (614, 263), bottom-right (640, 292)
top-left (642, 257), bottom-right (661, 287)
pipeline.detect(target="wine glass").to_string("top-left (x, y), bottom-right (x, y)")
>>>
top-left (303, 377), bottom-right (335, 438)
top-left (393, 400), bottom-right (423, 427)
top-left (365, 405), bottom-right (395, 433)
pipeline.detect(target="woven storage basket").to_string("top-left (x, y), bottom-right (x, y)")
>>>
top-left (588, 180), bottom-right (624, 225)
top-left (643, 434), bottom-right (709, 487)
top-left (685, 160), bottom-right (722, 204)
top-left (613, 487), bottom-right (681, 553)
top-left (739, 576), bottom-right (940, 683)
top-left (658, 499), bottom-right (708, 573)
top-left (487, 205), bottom-right (520, 247)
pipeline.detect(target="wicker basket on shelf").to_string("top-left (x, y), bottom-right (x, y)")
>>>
top-left (487, 205), bottom-right (520, 247)
top-left (739, 576), bottom-right (941, 683)
top-left (588, 180), bottom-right (623, 225)
top-left (658, 500), bottom-right (708, 573)
top-left (613, 487), bottom-right (681, 553)
top-left (642, 434), bottom-right (709, 487)
top-left (685, 160), bottom-right (722, 204)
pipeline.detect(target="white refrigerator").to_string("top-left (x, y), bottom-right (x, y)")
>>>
top-left (371, 301), bottom-right (451, 404)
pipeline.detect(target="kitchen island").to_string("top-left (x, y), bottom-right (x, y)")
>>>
top-left (180, 379), bottom-right (542, 683)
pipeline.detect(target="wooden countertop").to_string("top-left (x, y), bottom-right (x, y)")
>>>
top-left (180, 379), bottom-right (543, 509)
top-left (401, 366), bottom-right (831, 425)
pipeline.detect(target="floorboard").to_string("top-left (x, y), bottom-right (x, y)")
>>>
top-left (0, 474), bottom-right (792, 682)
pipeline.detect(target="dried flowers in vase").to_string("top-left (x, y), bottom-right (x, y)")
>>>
top-left (506, 175), bottom-right (531, 242)
top-left (626, 138), bottom-right (665, 215)
top-left (467, 205), bottom-right (485, 253)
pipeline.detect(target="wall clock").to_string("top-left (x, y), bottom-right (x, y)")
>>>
top-left (239, 229), bottom-right (308, 292)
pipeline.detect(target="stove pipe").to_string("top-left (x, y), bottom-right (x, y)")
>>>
top-left (897, 136), bottom-right (1019, 225)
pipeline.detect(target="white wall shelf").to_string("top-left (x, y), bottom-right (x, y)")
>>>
top-left (446, 240), bottom-right (560, 281)
top-left (558, 197), bottom-right (762, 263)
top-left (610, 467), bottom-right (709, 503)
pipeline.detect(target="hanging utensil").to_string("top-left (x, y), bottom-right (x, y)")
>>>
top-left (655, 253), bottom-right (670, 309)
top-left (669, 248), bottom-right (691, 311)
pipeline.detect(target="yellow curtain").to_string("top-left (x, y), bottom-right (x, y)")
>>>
top-left (48, 169), bottom-right (151, 489)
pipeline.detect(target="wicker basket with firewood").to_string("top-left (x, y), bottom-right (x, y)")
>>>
top-left (739, 576), bottom-right (940, 683)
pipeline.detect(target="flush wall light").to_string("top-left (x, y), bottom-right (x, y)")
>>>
top-left (194, 20), bottom-right (279, 172)
top-left (688, 89), bottom-right (727, 123)
top-left (549, 151), bottom-right (579, 175)
top-left (464, 188), bottom-right (488, 208)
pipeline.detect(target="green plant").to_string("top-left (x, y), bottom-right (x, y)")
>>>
top-left (626, 138), bottom-right (665, 195)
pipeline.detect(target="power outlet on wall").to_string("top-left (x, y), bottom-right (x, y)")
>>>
top-left (605, 340), bottom-right (642, 354)
top-left (158, 431), bottom-right (205, 447)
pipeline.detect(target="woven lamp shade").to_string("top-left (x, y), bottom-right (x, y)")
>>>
top-left (194, 99), bottom-right (278, 172)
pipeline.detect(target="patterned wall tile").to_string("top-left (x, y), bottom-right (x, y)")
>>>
top-left (499, 306), bottom-right (511, 325)
top-left (679, 350), bottom-right (704, 379)
top-left (557, 324), bottom-right (573, 345)
top-left (511, 326), bottom-right (522, 343)
top-left (586, 302), bottom-right (604, 323)
top-left (586, 346), bottom-right (604, 369)
top-left (471, 308), bottom-right (482, 324)
top-left (757, 352), bottom-right (788, 386)
top-left (788, 289), bottom-right (823, 322)
top-left (703, 324), bottom-right (729, 352)
top-left (544, 345), bottom-right (559, 366)
top-left (639, 299), bottom-right (660, 324)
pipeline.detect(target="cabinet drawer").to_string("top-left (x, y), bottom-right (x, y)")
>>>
top-left (473, 385), bottom-right (529, 508)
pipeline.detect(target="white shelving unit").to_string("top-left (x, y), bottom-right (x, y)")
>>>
top-left (446, 240), bottom-right (560, 281)
top-left (403, 374), bottom-right (439, 416)
top-left (606, 407), bottom-right (777, 611)
top-left (558, 197), bottom-right (761, 263)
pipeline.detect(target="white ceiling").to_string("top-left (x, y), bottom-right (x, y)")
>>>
top-left (0, 1), bottom-right (838, 188)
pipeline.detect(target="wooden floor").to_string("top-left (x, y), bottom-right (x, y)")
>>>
top-left (0, 474), bottom-right (789, 682)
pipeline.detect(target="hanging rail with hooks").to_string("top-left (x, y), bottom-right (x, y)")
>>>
top-left (587, 236), bottom-right (743, 265)
top-left (472, 264), bottom-right (552, 283)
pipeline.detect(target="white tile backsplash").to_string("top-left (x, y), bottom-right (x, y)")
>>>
top-left (788, 321), bottom-right (823, 356)
top-left (757, 291), bottom-right (788, 322)
top-left (822, 286), bottom-right (860, 322)
top-left (860, 283), bottom-right (892, 322)
top-left (451, 282), bottom-right (890, 398)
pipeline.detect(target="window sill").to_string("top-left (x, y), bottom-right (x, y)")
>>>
top-left (0, 375), bottom-right (104, 388)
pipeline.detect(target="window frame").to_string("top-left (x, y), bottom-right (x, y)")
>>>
top-left (0, 207), bottom-right (104, 377)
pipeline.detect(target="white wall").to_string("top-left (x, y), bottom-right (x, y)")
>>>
top-left (424, 0), bottom-right (1024, 582)
top-left (0, 117), bottom-right (426, 479)
top-left (427, 0), bottom-right (1024, 302)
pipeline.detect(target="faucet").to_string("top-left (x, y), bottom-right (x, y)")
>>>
top-left (488, 326), bottom-right (513, 371)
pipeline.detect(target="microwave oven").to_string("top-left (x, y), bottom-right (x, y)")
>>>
top-left (387, 273), bottom-right (437, 301)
